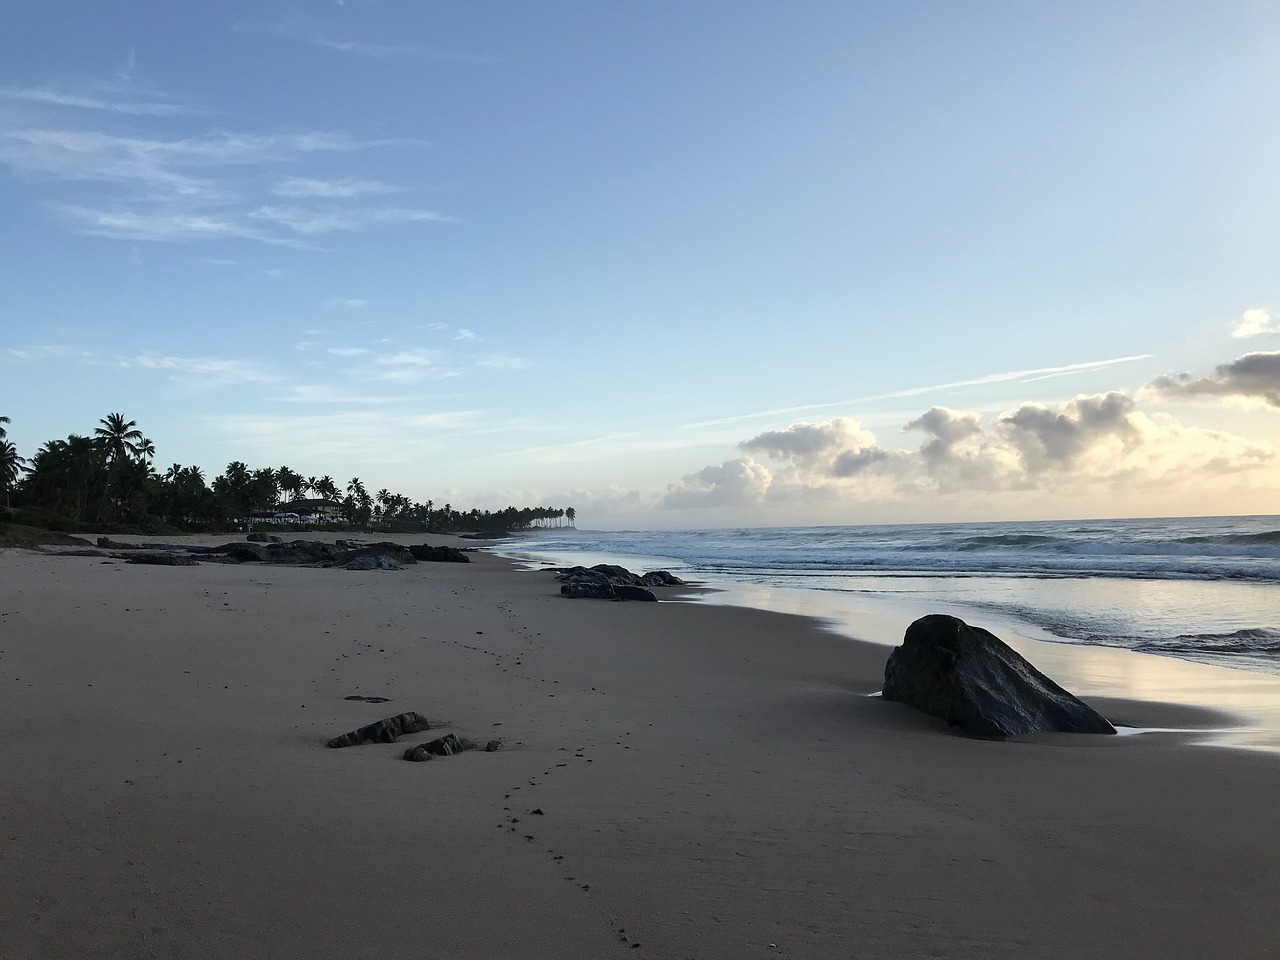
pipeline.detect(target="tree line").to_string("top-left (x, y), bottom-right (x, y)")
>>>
top-left (0, 414), bottom-right (576, 535)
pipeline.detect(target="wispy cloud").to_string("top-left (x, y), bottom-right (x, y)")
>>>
top-left (6, 344), bottom-right (82, 362)
top-left (0, 99), bottom-right (441, 246)
top-left (324, 298), bottom-right (368, 310)
top-left (250, 204), bottom-right (451, 235)
top-left (0, 85), bottom-right (193, 116)
top-left (477, 352), bottom-right (534, 370)
top-left (202, 409), bottom-right (483, 464)
top-left (453, 328), bottom-right (477, 341)
top-left (268, 384), bottom-right (396, 404)
top-left (327, 346), bottom-right (371, 357)
top-left (118, 354), bottom-right (280, 387)
top-left (680, 354), bottom-right (1154, 429)
top-left (370, 348), bottom-right (459, 383)
top-left (238, 20), bottom-right (492, 63)
top-left (52, 205), bottom-right (302, 245)
top-left (273, 176), bottom-right (400, 198)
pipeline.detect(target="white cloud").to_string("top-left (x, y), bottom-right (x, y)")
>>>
top-left (1231, 308), bottom-right (1278, 339)
top-left (664, 391), bottom-right (1273, 510)
top-left (273, 177), bottom-right (399, 198)
top-left (119, 354), bottom-right (279, 387)
top-left (0, 115), bottom-right (437, 246)
top-left (250, 204), bottom-right (451, 235)
top-left (202, 409), bottom-right (481, 465)
top-left (476, 353), bottom-right (534, 370)
top-left (268, 384), bottom-right (395, 404)
top-left (370, 348), bottom-right (458, 383)
top-left (452, 327), bottom-right (477, 341)
top-left (0, 85), bottom-right (193, 116)
top-left (6, 344), bottom-right (78, 361)
top-left (53, 205), bottom-right (299, 245)
top-left (662, 457), bottom-right (772, 509)
top-left (324, 298), bottom-right (368, 310)
top-left (327, 346), bottom-right (371, 357)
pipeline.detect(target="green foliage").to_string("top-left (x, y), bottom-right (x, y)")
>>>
top-left (6, 412), bottom-right (577, 535)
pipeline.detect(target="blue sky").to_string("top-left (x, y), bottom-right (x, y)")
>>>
top-left (3, 1), bottom-right (1279, 527)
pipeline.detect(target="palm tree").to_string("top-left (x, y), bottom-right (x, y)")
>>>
top-left (94, 413), bottom-right (143, 465)
top-left (136, 437), bottom-right (156, 462)
top-left (0, 439), bottom-right (26, 506)
top-left (316, 476), bottom-right (338, 501)
top-left (277, 466), bottom-right (303, 505)
top-left (0, 415), bottom-right (9, 440)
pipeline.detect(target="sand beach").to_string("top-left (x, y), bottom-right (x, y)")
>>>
top-left (2, 534), bottom-right (1279, 959)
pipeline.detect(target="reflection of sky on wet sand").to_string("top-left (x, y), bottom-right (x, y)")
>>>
top-left (499, 546), bottom-right (1280, 751)
top-left (693, 581), bottom-right (1280, 753)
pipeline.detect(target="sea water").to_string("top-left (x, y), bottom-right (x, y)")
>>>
top-left (494, 515), bottom-right (1280, 677)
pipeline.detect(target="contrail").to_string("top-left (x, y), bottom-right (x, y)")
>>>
top-left (681, 354), bottom-right (1153, 429)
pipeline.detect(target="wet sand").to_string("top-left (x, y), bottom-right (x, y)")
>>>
top-left (2, 536), bottom-right (1278, 959)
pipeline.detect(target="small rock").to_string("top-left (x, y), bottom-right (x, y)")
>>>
top-left (403, 733), bottom-right (476, 761)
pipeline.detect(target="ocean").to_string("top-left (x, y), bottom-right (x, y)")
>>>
top-left (493, 515), bottom-right (1280, 678)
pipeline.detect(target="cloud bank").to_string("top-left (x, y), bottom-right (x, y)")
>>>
top-left (1148, 351), bottom-right (1280, 408)
top-left (663, 387), bottom-right (1272, 511)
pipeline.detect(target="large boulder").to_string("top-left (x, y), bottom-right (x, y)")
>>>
top-left (554, 563), bottom-right (680, 600)
top-left (325, 543), bottom-right (417, 568)
top-left (882, 614), bottom-right (1116, 737)
top-left (409, 544), bottom-right (471, 563)
top-left (345, 554), bottom-right (402, 571)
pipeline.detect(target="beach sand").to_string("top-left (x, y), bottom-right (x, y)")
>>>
top-left (2, 536), bottom-right (1278, 959)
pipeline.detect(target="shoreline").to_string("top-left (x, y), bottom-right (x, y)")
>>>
top-left (3, 534), bottom-right (1279, 958)
top-left (496, 542), bottom-right (1280, 751)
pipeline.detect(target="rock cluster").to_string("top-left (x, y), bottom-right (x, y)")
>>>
top-left (882, 614), bottom-right (1116, 737)
top-left (403, 734), bottom-right (504, 761)
top-left (326, 711), bottom-right (433, 748)
top-left (94, 538), bottom-right (474, 568)
top-left (554, 564), bottom-right (684, 601)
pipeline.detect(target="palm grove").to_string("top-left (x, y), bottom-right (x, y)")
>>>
top-left (0, 414), bottom-right (576, 535)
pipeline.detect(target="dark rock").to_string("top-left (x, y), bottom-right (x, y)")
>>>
top-left (484, 739), bottom-right (503, 752)
top-left (614, 584), bottom-right (658, 602)
top-left (267, 539), bottom-right (340, 564)
top-left (561, 580), bottom-right (618, 600)
top-left (409, 544), bottom-right (472, 563)
top-left (345, 554), bottom-right (403, 571)
top-left (224, 543), bottom-right (269, 563)
top-left (326, 711), bottom-right (432, 748)
top-left (124, 553), bottom-right (199, 566)
top-left (554, 563), bottom-right (680, 600)
top-left (343, 695), bottom-right (392, 703)
top-left (638, 570), bottom-right (685, 587)
top-left (882, 614), bottom-right (1116, 737)
top-left (403, 733), bottom-right (475, 761)
top-left (325, 543), bottom-right (417, 569)
top-left (246, 532), bottom-right (281, 543)
top-left (0, 532), bottom-right (93, 548)
top-left (98, 537), bottom-right (140, 549)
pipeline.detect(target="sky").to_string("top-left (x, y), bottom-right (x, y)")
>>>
top-left (2, 1), bottom-right (1279, 528)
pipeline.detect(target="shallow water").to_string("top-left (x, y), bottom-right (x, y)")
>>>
top-left (494, 518), bottom-right (1280, 750)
